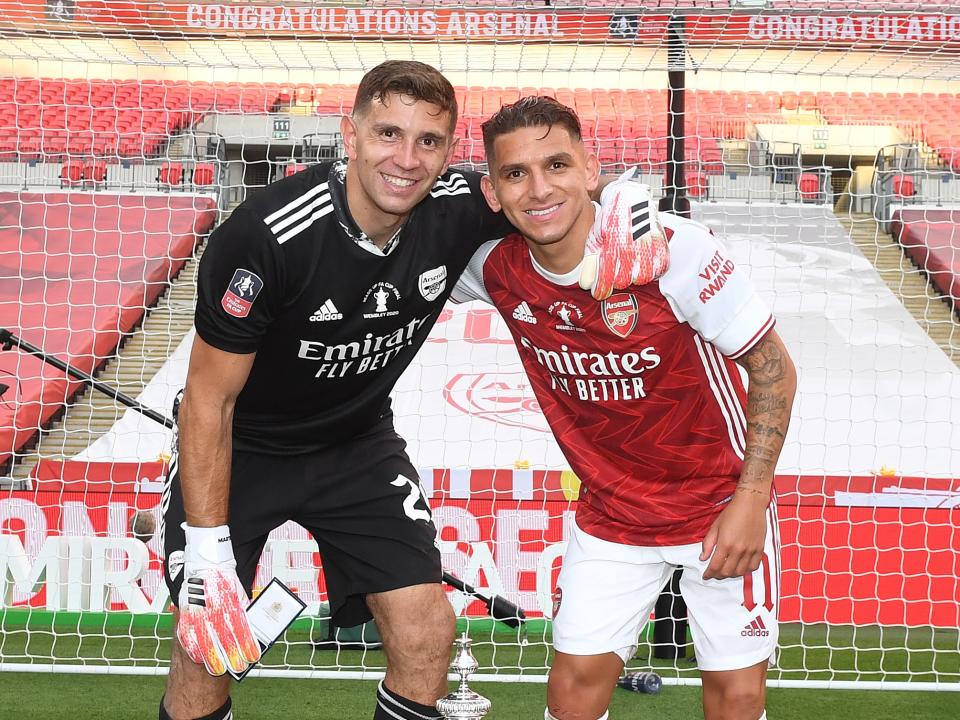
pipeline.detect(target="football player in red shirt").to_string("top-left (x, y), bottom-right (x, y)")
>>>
top-left (451, 96), bottom-right (797, 720)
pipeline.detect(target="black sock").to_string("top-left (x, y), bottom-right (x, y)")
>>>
top-left (373, 680), bottom-right (442, 719)
top-left (159, 696), bottom-right (232, 720)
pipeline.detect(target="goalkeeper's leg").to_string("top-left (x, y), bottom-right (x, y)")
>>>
top-left (158, 446), bottom-right (277, 719)
top-left (367, 583), bottom-right (456, 719)
top-left (160, 610), bottom-right (232, 720)
top-left (294, 420), bottom-right (457, 719)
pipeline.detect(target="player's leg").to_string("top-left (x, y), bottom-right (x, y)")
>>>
top-left (367, 584), bottom-right (456, 709)
top-left (547, 651), bottom-right (623, 720)
top-left (677, 504), bottom-right (780, 720)
top-left (158, 449), bottom-right (282, 720)
top-left (296, 415), bottom-right (453, 718)
top-left (161, 614), bottom-right (232, 720)
top-left (546, 522), bottom-right (674, 720)
top-left (700, 661), bottom-right (768, 720)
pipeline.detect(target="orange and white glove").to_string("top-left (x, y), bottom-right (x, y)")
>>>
top-left (579, 168), bottom-right (670, 300)
top-left (177, 524), bottom-right (261, 676)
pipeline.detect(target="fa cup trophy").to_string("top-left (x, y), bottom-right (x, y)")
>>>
top-left (436, 633), bottom-right (491, 719)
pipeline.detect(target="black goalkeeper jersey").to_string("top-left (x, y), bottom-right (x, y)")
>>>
top-left (194, 160), bottom-right (513, 454)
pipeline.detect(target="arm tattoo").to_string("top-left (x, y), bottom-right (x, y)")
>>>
top-left (740, 335), bottom-right (786, 387)
top-left (748, 392), bottom-right (787, 415)
top-left (735, 332), bottom-right (796, 495)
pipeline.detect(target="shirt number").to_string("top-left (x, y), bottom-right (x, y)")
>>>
top-left (390, 475), bottom-right (432, 523)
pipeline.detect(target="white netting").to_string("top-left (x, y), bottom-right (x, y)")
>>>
top-left (0, 0), bottom-right (957, 691)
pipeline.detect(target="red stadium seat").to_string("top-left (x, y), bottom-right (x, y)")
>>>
top-left (688, 173), bottom-right (707, 199)
top-left (192, 162), bottom-right (216, 186)
top-left (296, 85), bottom-right (315, 105)
top-left (159, 162), bottom-right (184, 188)
top-left (893, 174), bottom-right (915, 199)
top-left (798, 173), bottom-right (820, 201)
top-left (60, 160), bottom-right (84, 187)
top-left (284, 163), bottom-right (307, 177)
top-left (83, 160), bottom-right (106, 185)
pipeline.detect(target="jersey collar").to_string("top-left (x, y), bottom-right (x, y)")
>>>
top-left (328, 159), bottom-right (403, 256)
top-left (529, 251), bottom-right (583, 287)
top-left (525, 201), bottom-right (596, 286)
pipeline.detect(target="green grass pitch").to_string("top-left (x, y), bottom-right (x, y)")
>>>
top-left (0, 610), bottom-right (956, 718)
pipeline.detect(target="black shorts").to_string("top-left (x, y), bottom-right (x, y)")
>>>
top-left (161, 414), bottom-right (441, 627)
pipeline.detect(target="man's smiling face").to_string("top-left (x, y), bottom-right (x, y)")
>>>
top-left (341, 92), bottom-right (457, 234)
top-left (481, 122), bottom-right (598, 252)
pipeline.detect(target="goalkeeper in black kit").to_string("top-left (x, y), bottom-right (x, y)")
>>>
top-left (158, 60), bottom-right (663, 720)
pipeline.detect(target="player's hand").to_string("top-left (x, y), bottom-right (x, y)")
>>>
top-left (579, 168), bottom-right (670, 301)
top-left (177, 524), bottom-right (261, 676)
top-left (700, 490), bottom-right (768, 581)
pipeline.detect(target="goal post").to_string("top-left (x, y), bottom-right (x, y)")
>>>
top-left (0, 1), bottom-right (958, 692)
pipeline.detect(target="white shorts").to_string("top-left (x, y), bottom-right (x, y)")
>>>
top-left (551, 505), bottom-right (779, 672)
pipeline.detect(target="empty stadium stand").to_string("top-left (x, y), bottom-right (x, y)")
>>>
top-left (0, 193), bottom-right (217, 467)
top-left (0, 78), bottom-right (282, 159)
top-left (891, 209), bottom-right (960, 311)
top-left (0, 77), bottom-right (958, 175)
top-left (0, 77), bottom-right (957, 354)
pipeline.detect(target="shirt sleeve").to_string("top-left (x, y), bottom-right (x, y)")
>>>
top-left (450, 238), bottom-right (501, 304)
top-left (194, 207), bottom-right (285, 354)
top-left (440, 169), bottom-right (515, 242)
top-left (659, 218), bottom-right (774, 359)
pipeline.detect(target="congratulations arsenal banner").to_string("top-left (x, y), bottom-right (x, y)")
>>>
top-left (6, 2), bottom-right (960, 47)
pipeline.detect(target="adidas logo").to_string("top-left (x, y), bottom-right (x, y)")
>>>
top-left (741, 616), bottom-right (770, 637)
top-left (430, 172), bottom-right (471, 198)
top-left (631, 201), bottom-right (651, 239)
top-left (512, 301), bottom-right (537, 324)
top-left (310, 299), bottom-right (342, 322)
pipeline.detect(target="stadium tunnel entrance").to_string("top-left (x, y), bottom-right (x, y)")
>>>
top-left (197, 114), bottom-right (342, 206)
top-left (228, 143), bottom-right (294, 202)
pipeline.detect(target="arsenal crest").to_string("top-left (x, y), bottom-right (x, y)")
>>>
top-left (602, 292), bottom-right (639, 338)
top-left (552, 587), bottom-right (563, 619)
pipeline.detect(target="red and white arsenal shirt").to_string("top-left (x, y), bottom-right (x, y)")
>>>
top-left (451, 212), bottom-right (775, 546)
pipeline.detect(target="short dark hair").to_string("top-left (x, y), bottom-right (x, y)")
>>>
top-left (481, 96), bottom-right (582, 162)
top-left (353, 60), bottom-right (458, 133)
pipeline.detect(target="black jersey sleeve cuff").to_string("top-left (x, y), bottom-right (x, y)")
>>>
top-left (194, 320), bottom-right (262, 355)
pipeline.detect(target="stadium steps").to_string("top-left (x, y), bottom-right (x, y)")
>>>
top-left (165, 131), bottom-right (192, 158)
top-left (837, 212), bottom-right (959, 367)
top-left (9, 242), bottom-right (205, 484)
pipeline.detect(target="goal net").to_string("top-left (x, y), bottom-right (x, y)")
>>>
top-left (0, 0), bottom-right (958, 692)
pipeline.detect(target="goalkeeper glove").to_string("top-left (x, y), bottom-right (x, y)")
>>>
top-left (579, 168), bottom-right (670, 300)
top-left (177, 523), bottom-right (261, 676)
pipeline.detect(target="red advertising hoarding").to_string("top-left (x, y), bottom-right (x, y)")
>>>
top-left (2, 461), bottom-right (957, 627)
top-left (8, 2), bottom-right (960, 48)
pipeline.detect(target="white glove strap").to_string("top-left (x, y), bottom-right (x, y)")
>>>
top-left (182, 523), bottom-right (235, 565)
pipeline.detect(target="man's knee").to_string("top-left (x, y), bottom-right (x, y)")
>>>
top-left (716, 687), bottom-right (764, 719)
top-left (546, 653), bottom-right (621, 719)
top-left (398, 595), bottom-right (455, 659)
top-left (547, 662), bottom-right (582, 702)
top-left (373, 586), bottom-right (455, 648)
top-left (702, 672), bottom-right (766, 720)
top-left (425, 595), bottom-right (456, 644)
top-left (369, 584), bottom-right (456, 676)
